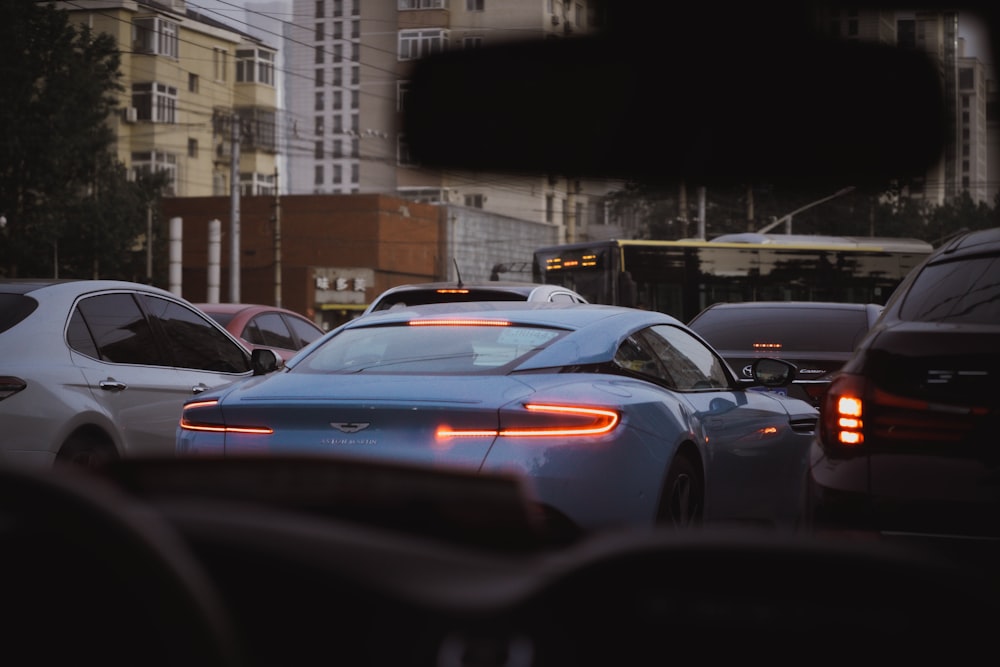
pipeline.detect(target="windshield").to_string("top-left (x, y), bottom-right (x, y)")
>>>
top-left (898, 255), bottom-right (1000, 323)
top-left (297, 322), bottom-right (566, 373)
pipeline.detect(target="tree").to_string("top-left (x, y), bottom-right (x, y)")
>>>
top-left (0, 0), bottom-right (151, 278)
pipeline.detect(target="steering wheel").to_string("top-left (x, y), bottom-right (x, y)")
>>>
top-left (0, 464), bottom-right (244, 667)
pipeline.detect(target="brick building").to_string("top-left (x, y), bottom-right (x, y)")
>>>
top-left (160, 193), bottom-right (444, 330)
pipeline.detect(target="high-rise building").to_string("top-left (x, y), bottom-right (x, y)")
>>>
top-left (282, 0), bottom-right (624, 241)
top-left (819, 7), bottom-right (995, 206)
top-left (58, 0), bottom-right (279, 197)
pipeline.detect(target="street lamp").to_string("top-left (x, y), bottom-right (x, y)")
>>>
top-left (757, 186), bottom-right (856, 234)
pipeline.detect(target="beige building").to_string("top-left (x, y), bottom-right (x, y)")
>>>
top-left (58, 0), bottom-right (279, 198)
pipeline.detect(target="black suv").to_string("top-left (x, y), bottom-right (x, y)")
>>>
top-left (806, 228), bottom-right (1000, 555)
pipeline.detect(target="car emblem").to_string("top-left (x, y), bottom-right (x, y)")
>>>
top-left (742, 365), bottom-right (753, 377)
top-left (330, 422), bottom-right (371, 433)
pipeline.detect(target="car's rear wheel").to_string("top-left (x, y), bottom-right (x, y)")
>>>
top-left (657, 453), bottom-right (704, 529)
top-left (57, 431), bottom-right (119, 469)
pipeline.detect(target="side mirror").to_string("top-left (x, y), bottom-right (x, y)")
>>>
top-left (251, 348), bottom-right (282, 376)
top-left (751, 358), bottom-right (797, 387)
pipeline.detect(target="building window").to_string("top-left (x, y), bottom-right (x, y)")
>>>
top-left (315, 91), bottom-right (324, 111)
top-left (315, 68), bottom-right (325, 86)
top-left (464, 194), bottom-right (484, 207)
top-left (332, 67), bottom-right (342, 86)
top-left (398, 29), bottom-right (447, 60)
top-left (397, 80), bottom-right (410, 112)
top-left (315, 116), bottom-right (324, 135)
top-left (315, 45), bottom-right (325, 63)
top-left (352, 20), bottom-right (360, 38)
top-left (467, 0), bottom-right (484, 10)
top-left (351, 65), bottom-right (360, 85)
top-left (315, 141), bottom-right (324, 158)
top-left (132, 151), bottom-right (177, 195)
top-left (334, 43), bottom-right (344, 62)
top-left (351, 90), bottom-right (359, 109)
top-left (315, 23), bottom-right (325, 41)
top-left (333, 164), bottom-right (342, 184)
top-left (351, 114), bottom-right (359, 133)
top-left (333, 139), bottom-right (343, 158)
top-left (333, 21), bottom-right (343, 39)
top-left (236, 49), bottom-right (275, 86)
top-left (351, 43), bottom-right (359, 61)
top-left (399, 0), bottom-right (446, 8)
top-left (213, 48), bottom-right (227, 81)
top-left (351, 164), bottom-right (359, 184)
top-left (463, 36), bottom-right (483, 49)
top-left (238, 108), bottom-right (277, 152)
top-left (188, 138), bottom-right (198, 158)
top-left (188, 73), bottom-right (199, 93)
top-left (397, 135), bottom-right (416, 166)
top-left (333, 90), bottom-right (343, 110)
top-left (333, 0), bottom-right (342, 17)
top-left (351, 0), bottom-right (359, 15)
top-left (351, 138), bottom-right (359, 157)
top-left (315, 165), bottom-right (324, 185)
top-left (315, 0), bottom-right (325, 18)
top-left (545, 194), bottom-right (554, 222)
top-left (242, 172), bottom-right (276, 196)
top-left (133, 18), bottom-right (179, 58)
top-left (333, 115), bottom-right (343, 133)
top-left (132, 82), bottom-right (177, 123)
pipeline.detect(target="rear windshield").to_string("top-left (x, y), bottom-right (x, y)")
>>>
top-left (296, 321), bottom-right (565, 374)
top-left (371, 289), bottom-right (527, 311)
top-left (0, 294), bottom-right (39, 335)
top-left (898, 255), bottom-right (1000, 324)
top-left (689, 306), bottom-right (870, 353)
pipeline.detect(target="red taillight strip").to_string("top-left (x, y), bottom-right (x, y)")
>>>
top-left (434, 289), bottom-right (470, 294)
top-left (409, 319), bottom-right (511, 327)
top-left (437, 404), bottom-right (620, 439)
top-left (179, 399), bottom-right (274, 435)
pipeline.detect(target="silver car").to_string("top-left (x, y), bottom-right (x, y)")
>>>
top-left (0, 279), bottom-right (271, 468)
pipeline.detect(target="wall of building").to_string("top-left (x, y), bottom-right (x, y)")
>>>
top-left (160, 192), bottom-right (565, 327)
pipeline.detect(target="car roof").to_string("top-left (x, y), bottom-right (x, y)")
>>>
top-left (934, 226), bottom-right (1000, 258)
top-left (351, 301), bottom-right (673, 328)
top-left (194, 302), bottom-right (298, 315)
top-left (696, 301), bottom-right (878, 311)
top-left (375, 281), bottom-right (568, 296)
top-left (0, 278), bottom-right (175, 298)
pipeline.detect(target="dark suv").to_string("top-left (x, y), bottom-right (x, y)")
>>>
top-left (806, 227), bottom-right (1000, 555)
top-left (687, 301), bottom-right (882, 408)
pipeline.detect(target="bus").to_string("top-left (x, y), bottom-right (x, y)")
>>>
top-left (531, 233), bottom-right (934, 323)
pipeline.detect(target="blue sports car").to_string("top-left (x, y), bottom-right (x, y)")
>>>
top-left (177, 302), bottom-right (819, 534)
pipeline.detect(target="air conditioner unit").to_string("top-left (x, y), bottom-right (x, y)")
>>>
top-left (123, 107), bottom-right (138, 123)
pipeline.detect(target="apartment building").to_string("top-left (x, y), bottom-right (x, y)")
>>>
top-left (58, 0), bottom-right (279, 197)
top-left (820, 7), bottom-right (996, 206)
top-left (282, 0), bottom-right (625, 242)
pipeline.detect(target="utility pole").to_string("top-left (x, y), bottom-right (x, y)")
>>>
top-left (229, 113), bottom-right (241, 302)
top-left (272, 166), bottom-right (282, 308)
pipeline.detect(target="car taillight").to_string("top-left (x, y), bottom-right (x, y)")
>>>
top-left (437, 403), bottom-right (620, 439)
top-left (0, 376), bottom-right (27, 401)
top-left (179, 399), bottom-right (273, 435)
top-left (821, 372), bottom-right (987, 451)
top-left (821, 374), bottom-right (866, 448)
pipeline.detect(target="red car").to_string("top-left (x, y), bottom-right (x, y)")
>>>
top-left (195, 303), bottom-right (326, 361)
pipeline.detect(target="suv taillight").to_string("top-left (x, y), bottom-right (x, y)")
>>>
top-left (0, 376), bottom-right (27, 401)
top-left (820, 373), bottom-right (866, 449)
top-left (821, 371), bottom-right (986, 453)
